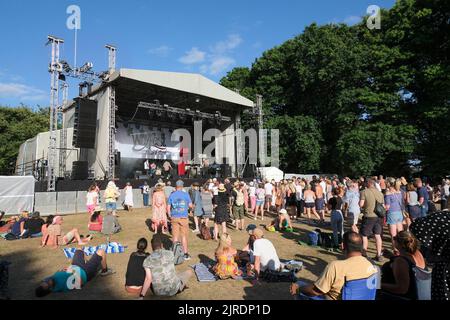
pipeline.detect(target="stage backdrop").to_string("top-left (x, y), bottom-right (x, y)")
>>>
top-left (116, 122), bottom-right (181, 161)
top-left (0, 176), bottom-right (35, 215)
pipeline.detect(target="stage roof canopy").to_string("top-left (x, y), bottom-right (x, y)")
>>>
top-left (109, 69), bottom-right (254, 109)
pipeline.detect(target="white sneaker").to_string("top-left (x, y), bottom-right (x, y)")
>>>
top-left (192, 229), bottom-right (200, 233)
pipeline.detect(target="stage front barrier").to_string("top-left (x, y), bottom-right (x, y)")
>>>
top-left (76, 191), bottom-right (88, 213)
top-left (34, 192), bottom-right (57, 216)
top-left (56, 192), bottom-right (77, 215)
top-left (132, 189), bottom-right (144, 209)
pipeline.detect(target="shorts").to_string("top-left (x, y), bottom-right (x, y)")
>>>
top-left (315, 198), bottom-right (325, 210)
top-left (233, 205), bottom-right (245, 220)
top-left (194, 209), bottom-right (204, 218)
top-left (65, 231), bottom-right (75, 244)
top-left (360, 217), bottom-right (383, 237)
top-left (171, 218), bottom-right (189, 240)
top-left (387, 211), bottom-right (404, 225)
top-left (265, 195), bottom-right (272, 204)
top-left (347, 212), bottom-right (361, 226)
top-left (256, 199), bottom-right (264, 206)
top-left (305, 202), bottom-right (315, 209)
top-left (87, 204), bottom-right (96, 213)
top-left (106, 202), bottom-right (117, 211)
top-left (72, 250), bottom-right (102, 281)
top-left (202, 210), bottom-right (213, 219)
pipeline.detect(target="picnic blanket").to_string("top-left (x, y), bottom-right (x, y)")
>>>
top-left (63, 242), bottom-right (127, 259)
top-left (191, 263), bottom-right (217, 282)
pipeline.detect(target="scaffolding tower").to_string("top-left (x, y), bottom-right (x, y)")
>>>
top-left (106, 45), bottom-right (117, 180)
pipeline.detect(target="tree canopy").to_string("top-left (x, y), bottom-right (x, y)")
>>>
top-left (220, 0), bottom-right (449, 179)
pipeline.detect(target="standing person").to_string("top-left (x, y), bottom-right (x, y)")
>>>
top-left (123, 183), bottom-right (134, 212)
top-left (141, 182), bottom-right (150, 207)
top-left (248, 181), bottom-right (257, 216)
top-left (214, 184), bottom-right (229, 241)
top-left (303, 185), bottom-right (320, 224)
top-left (315, 182), bottom-right (326, 224)
top-left (415, 178), bottom-right (429, 218)
top-left (191, 183), bottom-right (203, 234)
top-left (379, 175), bottom-right (387, 194)
top-left (151, 183), bottom-right (168, 233)
top-left (232, 182), bottom-right (246, 231)
top-left (167, 180), bottom-right (193, 260)
top-left (406, 183), bottom-right (421, 221)
top-left (264, 180), bottom-right (274, 214)
top-left (385, 178), bottom-right (405, 255)
top-left (104, 181), bottom-right (120, 216)
top-left (164, 181), bottom-right (175, 201)
top-left (86, 185), bottom-right (98, 215)
top-left (163, 160), bottom-right (172, 179)
top-left (125, 238), bottom-right (150, 295)
top-left (201, 185), bottom-right (214, 227)
top-left (343, 180), bottom-right (361, 233)
top-left (255, 183), bottom-right (266, 221)
top-left (242, 182), bottom-right (250, 215)
top-left (440, 179), bottom-right (449, 211)
top-left (329, 187), bottom-right (345, 249)
top-left (295, 179), bottom-right (304, 219)
top-left (287, 180), bottom-right (297, 219)
top-left (359, 179), bottom-right (385, 262)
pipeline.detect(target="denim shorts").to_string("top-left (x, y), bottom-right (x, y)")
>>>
top-left (387, 211), bottom-right (404, 225)
top-left (106, 202), bottom-right (117, 211)
top-left (256, 199), bottom-right (264, 206)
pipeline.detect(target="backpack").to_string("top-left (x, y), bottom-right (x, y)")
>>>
top-left (200, 223), bottom-right (212, 240)
top-left (234, 189), bottom-right (245, 206)
top-left (4, 233), bottom-right (19, 241)
top-left (413, 266), bottom-right (432, 300)
top-left (172, 242), bottom-right (185, 265)
top-left (307, 231), bottom-right (319, 246)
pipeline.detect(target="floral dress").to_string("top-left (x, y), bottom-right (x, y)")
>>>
top-left (152, 190), bottom-right (167, 226)
top-left (214, 250), bottom-right (242, 280)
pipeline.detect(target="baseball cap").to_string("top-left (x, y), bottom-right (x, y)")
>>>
top-left (176, 180), bottom-right (184, 187)
top-left (246, 224), bottom-right (257, 234)
top-left (279, 209), bottom-right (288, 215)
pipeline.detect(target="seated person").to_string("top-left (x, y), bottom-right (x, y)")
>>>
top-left (22, 211), bottom-right (45, 238)
top-left (88, 207), bottom-right (103, 233)
top-left (268, 209), bottom-right (293, 232)
top-left (246, 228), bottom-right (282, 280)
top-left (379, 231), bottom-right (426, 300)
top-left (290, 232), bottom-right (378, 300)
top-left (0, 214), bottom-right (16, 234)
top-left (125, 238), bottom-right (150, 295)
top-left (35, 249), bottom-right (114, 297)
top-left (41, 216), bottom-right (92, 248)
top-left (102, 211), bottom-right (121, 235)
top-left (139, 234), bottom-right (193, 299)
top-left (213, 233), bottom-right (243, 280)
top-left (11, 211), bottom-right (29, 238)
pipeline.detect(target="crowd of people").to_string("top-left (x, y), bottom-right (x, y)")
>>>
top-left (0, 174), bottom-right (449, 300)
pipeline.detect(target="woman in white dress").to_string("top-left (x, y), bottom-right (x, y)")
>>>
top-left (124, 182), bottom-right (134, 212)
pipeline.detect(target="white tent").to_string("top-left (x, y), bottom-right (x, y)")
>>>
top-left (258, 167), bottom-right (284, 183)
top-left (0, 176), bottom-right (35, 214)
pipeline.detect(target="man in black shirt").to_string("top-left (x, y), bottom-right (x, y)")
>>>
top-left (23, 211), bottom-right (45, 238)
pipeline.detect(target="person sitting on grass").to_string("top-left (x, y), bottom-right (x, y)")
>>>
top-left (0, 213), bottom-right (16, 234)
top-left (11, 211), bottom-right (29, 238)
top-left (213, 233), bottom-right (243, 280)
top-left (41, 216), bottom-right (92, 248)
top-left (290, 232), bottom-right (378, 300)
top-left (35, 249), bottom-right (115, 297)
top-left (125, 238), bottom-right (150, 295)
top-left (246, 228), bottom-right (282, 282)
top-left (139, 234), bottom-right (193, 299)
top-left (102, 211), bottom-right (122, 236)
top-left (88, 207), bottom-right (103, 233)
top-left (267, 209), bottom-right (293, 232)
top-left (22, 211), bottom-right (45, 238)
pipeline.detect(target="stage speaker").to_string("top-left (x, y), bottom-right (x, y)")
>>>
top-left (73, 98), bottom-right (98, 149)
top-left (221, 164), bottom-right (232, 178)
top-left (71, 161), bottom-right (89, 180)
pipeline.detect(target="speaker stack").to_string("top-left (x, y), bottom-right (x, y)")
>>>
top-left (73, 98), bottom-right (98, 149)
top-left (71, 161), bottom-right (89, 180)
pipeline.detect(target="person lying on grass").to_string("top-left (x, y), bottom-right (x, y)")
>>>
top-left (35, 249), bottom-right (115, 297)
top-left (41, 215), bottom-right (92, 249)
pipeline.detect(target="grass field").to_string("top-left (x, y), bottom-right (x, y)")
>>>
top-left (0, 208), bottom-right (391, 300)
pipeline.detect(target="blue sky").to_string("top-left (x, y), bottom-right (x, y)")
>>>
top-left (0, 0), bottom-right (395, 107)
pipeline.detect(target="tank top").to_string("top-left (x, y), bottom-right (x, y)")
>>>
top-left (305, 192), bottom-right (315, 203)
top-left (381, 256), bottom-right (418, 300)
top-left (407, 191), bottom-right (419, 206)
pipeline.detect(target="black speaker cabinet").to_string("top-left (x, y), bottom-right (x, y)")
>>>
top-left (71, 161), bottom-right (89, 180)
top-left (73, 98), bottom-right (98, 149)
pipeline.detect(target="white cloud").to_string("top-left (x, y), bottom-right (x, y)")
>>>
top-left (343, 15), bottom-right (362, 25)
top-left (201, 56), bottom-right (236, 76)
top-left (148, 45), bottom-right (172, 57)
top-left (178, 47), bottom-right (206, 65)
top-left (0, 82), bottom-right (47, 102)
top-left (211, 34), bottom-right (243, 54)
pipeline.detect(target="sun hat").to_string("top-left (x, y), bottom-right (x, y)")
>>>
top-left (279, 209), bottom-right (288, 215)
top-left (94, 206), bottom-right (102, 212)
top-left (52, 216), bottom-right (63, 225)
top-left (218, 183), bottom-right (226, 191)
